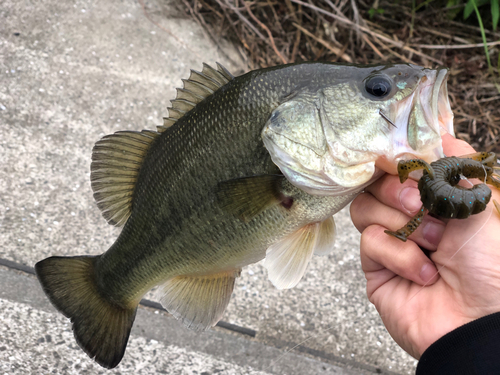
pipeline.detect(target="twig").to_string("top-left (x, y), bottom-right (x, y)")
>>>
top-left (184, 0), bottom-right (247, 67)
top-left (292, 22), bottom-right (352, 62)
top-left (370, 34), bottom-right (413, 64)
top-left (422, 28), bottom-right (470, 45)
top-left (291, 28), bottom-right (301, 63)
top-left (290, 0), bottom-right (441, 64)
top-left (478, 95), bottom-right (500, 103)
top-left (198, 0), bottom-right (224, 18)
top-left (243, 1), bottom-right (288, 64)
top-left (447, 19), bottom-right (500, 38)
top-left (217, 0), bottom-right (267, 42)
top-left (284, 0), bottom-right (301, 62)
top-left (182, 1), bottom-right (223, 53)
top-left (413, 40), bottom-right (500, 50)
top-left (266, 0), bottom-right (285, 35)
top-left (360, 33), bottom-right (386, 61)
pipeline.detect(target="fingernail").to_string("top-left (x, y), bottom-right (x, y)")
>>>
top-left (422, 221), bottom-right (445, 246)
top-left (420, 263), bottom-right (438, 284)
top-left (400, 187), bottom-right (422, 213)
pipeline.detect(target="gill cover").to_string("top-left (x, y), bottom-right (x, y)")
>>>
top-left (262, 97), bottom-right (382, 195)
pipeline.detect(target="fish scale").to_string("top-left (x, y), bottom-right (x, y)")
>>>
top-left (35, 62), bottom-right (454, 368)
top-left (94, 66), bottom-right (322, 303)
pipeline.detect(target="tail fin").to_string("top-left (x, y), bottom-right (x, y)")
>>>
top-left (35, 256), bottom-right (137, 369)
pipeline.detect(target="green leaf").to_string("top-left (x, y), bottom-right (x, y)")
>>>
top-left (368, 8), bottom-right (384, 19)
top-left (492, 0), bottom-right (500, 30)
top-left (464, 0), bottom-right (490, 20)
top-left (470, 0), bottom-right (492, 71)
top-left (464, 0), bottom-right (475, 20)
top-left (446, 0), bottom-right (462, 20)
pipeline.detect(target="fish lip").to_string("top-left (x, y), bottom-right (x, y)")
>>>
top-left (409, 67), bottom-right (453, 137)
top-left (419, 68), bottom-right (441, 136)
top-left (421, 67), bottom-right (454, 160)
top-left (436, 68), bottom-right (455, 137)
top-left (431, 67), bottom-right (454, 136)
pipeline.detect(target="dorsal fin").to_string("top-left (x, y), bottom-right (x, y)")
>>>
top-left (156, 63), bottom-right (234, 133)
top-left (91, 130), bottom-right (160, 226)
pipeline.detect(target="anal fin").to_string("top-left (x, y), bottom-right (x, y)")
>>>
top-left (158, 269), bottom-right (241, 331)
top-left (264, 216), bottom-right (337, 289)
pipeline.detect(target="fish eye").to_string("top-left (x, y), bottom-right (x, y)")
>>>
top-left (365, 76), bottom-right (392, 99)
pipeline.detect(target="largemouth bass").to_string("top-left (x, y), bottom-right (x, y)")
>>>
top-left (35, 62), bottom-right (454, 368)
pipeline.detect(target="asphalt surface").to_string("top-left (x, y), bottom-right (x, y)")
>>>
top-left (0, 0), bottom-right (416, 373)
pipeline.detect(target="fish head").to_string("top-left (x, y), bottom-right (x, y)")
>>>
top-left (262, 64), bottom-right (454, 195)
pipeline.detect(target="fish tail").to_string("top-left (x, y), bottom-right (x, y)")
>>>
top-left (35, 256), bottom-right (137, 369)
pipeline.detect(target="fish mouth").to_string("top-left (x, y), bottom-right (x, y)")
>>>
top-left (426, 67), bottom-right (454, 138)
top-left (391, 67), bottom-right (454, 163)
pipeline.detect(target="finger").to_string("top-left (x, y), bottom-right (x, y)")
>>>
top-left (351, 190), bottom-right (446, 250)
top-left (360, 225), bottom-right (439, 293)
top-left (353, 173), bottom-right (446, 248)
top-left (441, 133), bottom-right (476, 156)
top-left (364, 174), bottom-right (422, 216)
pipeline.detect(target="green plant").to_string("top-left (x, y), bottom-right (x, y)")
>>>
top-left (463, 0), bottom-right (499, 30)
top-left (367, 7), bottom-right (385, 19)
top-left (445, 0), bottom-right (499, 86)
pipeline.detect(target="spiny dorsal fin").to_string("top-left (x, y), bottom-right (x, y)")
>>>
top-left (91, 130), bottom-right (160, 226)
top-left (156, 63), bottom-right (234, 133)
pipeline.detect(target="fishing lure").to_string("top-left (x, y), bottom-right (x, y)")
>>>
top-left (385, 152), bottom-right (500, 242)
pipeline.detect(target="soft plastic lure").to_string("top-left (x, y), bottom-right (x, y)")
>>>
top-left (385, 152), bottom-right (500, 242)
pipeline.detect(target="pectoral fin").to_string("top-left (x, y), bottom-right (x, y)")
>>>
top-left (158, 269), bottom-right (241, 331)
top-left (216, 175), bottom-right (288, 222)
top-left (313, 216), bottom-right (336, 256)
top-left (264, 216), bottom-right (336, 289)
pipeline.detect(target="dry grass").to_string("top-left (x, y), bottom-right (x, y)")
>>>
top-left (182, 0), bottom-right (500, 153)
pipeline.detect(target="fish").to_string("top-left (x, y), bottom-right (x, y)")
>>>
top-left (35, 62), bottom-right (454, 368)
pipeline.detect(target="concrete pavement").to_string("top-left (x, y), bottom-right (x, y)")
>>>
top-left (0, 0), bottom-right (415, 373)
top-left (0, 265), bottom-right (379, 374)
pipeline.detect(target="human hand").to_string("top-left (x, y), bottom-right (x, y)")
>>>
top-left (350, 133), bottom-right (500, 359)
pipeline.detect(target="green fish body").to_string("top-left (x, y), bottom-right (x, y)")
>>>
top-left (35, 62), bottom-right (454, 368)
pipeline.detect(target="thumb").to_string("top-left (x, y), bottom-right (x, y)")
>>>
top-left (441, 133), bottom-right (476, 157)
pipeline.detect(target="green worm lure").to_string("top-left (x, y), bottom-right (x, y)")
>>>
top-left (385, 152), bottom-right (500, 242)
